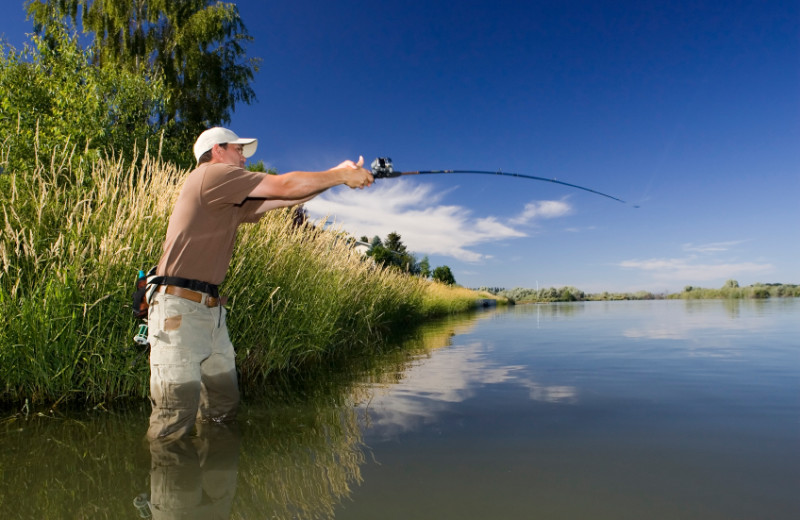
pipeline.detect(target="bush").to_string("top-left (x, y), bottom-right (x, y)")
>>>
top-left (0, 23), bottom-right (167, 174)
top-left (432, 265), bottom-right (456, 285)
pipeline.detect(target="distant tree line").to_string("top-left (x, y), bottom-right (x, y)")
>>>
top-left (358, 233), bottom-right (456, 285)
top-left (670, 280), bottom-right (799, 300)
top-left (494, 286), bottom-right (592, 303)
top-left (477, 287), bottom-right (506, 295)
top-left (477, 279), bottom-right (798, 303)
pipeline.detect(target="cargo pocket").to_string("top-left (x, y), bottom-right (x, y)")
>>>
top-left (150, 346), bottom-right (198, 412)
top-left (164, 315), bottom-right (182, 331)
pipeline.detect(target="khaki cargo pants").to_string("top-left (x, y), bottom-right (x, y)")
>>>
top-left (147, 291), bottom-right (239, 440)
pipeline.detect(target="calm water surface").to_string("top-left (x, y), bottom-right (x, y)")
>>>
top-left (2, 299), bottom-right (798, 519)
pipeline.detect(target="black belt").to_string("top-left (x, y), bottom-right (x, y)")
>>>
top-left (150, 275), bottom-right (219, 298)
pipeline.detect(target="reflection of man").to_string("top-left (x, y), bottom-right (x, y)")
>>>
top-left (148, 424), bottom-right (242, 519)
top-left (147, 127), bottom-right (373, 440)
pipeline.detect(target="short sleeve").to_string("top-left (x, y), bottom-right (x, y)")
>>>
top-left (201, 164), bottom-right (265, 206)
top-left (239, 199), bottom-right (265, 223)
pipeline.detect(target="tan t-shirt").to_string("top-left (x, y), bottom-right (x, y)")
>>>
top-left (157, 163), bottom-right (266, 285)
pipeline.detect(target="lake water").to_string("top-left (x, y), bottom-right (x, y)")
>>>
top-left (1, 299), bottom-right (798, 519)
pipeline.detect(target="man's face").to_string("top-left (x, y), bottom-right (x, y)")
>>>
top-left (216, 143), bottom-right (246, 167)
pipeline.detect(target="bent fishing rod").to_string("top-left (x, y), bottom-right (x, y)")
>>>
top-left (370, 157), bottom-right (638, 207)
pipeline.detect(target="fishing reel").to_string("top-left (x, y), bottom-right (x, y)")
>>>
top-left (371, 157), bottom-right (401, 178)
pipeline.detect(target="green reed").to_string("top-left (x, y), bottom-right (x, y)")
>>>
top-left (1, 145), bottom-right (175, 406)
top-left (226, 212), bottom-right (427, 383)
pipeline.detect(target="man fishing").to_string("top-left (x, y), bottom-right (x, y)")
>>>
top-left (147, 127), bottom-right (373, 440)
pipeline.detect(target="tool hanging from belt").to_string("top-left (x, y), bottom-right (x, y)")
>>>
top-left (132, 268), bottom-right (224, 347)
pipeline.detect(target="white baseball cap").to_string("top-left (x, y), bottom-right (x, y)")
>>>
top-left (193, 127), bottom-right (258, 162)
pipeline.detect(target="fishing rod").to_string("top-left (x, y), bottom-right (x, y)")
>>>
top-left (370, 157), bottom-right (638, 207)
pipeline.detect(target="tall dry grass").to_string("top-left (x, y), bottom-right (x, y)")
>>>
top-left (1, 145), bottom-right (176, 405)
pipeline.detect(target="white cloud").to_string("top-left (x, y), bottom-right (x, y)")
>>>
top-left (304, 180), bottom-right (571, 262)
top-left (565, 225), bottom-right (597, 233)
top-left (682, 240), bottom-right (747, 253)
top-left (618, 238), bottom-right (774, 285)
top-left (619, 257), bottom-right (773, 282)
top-left (509, 199), bottom-right (572, 225)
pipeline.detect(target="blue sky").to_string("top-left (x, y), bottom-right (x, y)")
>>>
top-left (2, 1), bottom-right (798, 292)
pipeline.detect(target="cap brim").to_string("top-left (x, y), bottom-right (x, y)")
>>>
top-left (231, 138), bottom-right (257, 158)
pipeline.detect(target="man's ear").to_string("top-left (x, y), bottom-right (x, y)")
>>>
top-left (210, 143), bottom-right (225, 162)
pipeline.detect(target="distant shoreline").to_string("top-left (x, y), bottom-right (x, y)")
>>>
top-left (477, 282), bottom-right (799, 303)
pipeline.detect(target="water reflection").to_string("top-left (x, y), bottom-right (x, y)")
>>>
top-left (684, 298), bottom-right (744, 318)
top-left (506, 302), bottom-right (586, 318)
top-left (683, 297), bottom-right (778, 319)
top-left (147, 424), bottom-right (240, 519)
top-left (5, 302), bottom-right (795, 519)
top-left (0, 406), bottom-right (152, 519)
top-left (231, 310), bottom-right (496, 519)
top-left (0, 310), bottom-right (491, 520)
top-left (234, 395), bottom-right (365, 519)
top-left (620, 300), bottom-right (782, 341)
top-left (356, 336), bottom-right (577, 438)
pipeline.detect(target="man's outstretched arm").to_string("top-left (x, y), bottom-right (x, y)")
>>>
top-left (247, 156), bottom-right (373, 201)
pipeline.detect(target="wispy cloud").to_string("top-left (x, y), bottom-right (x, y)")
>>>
top-left (682, 240), bottom-right (747, 253)
top-left (619, 257), bottom-right (772, 282)
top-left (304, 180), bottom-right (571, 262)
top-left (619, 238), bottom-right (773, 284)
top-left (509, 199), bottom-right (572, 225)
top-left (565, 225), bottom-right (597, 233)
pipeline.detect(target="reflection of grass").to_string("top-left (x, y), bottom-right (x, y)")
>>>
top-left (235, 311), bottom-right (486, 519)
top-left (0, 149), bottom-right (494, 407)
top-left (0, 311), bottom-right (487, 520)
top-left (236, 403), bottom-right (366, 519)
top-left (0, 407), bottom-right (152, 519)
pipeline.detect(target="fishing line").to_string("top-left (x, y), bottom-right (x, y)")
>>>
top-left (370, 157), bottom-right (639, 207)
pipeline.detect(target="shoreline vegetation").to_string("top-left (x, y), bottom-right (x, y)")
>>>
top-left (481, 281), bottom-right (799, 304)
top-left (0, 147), bottom-right (507, 410)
